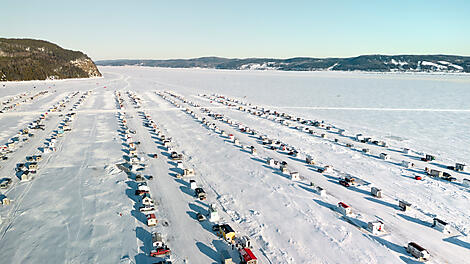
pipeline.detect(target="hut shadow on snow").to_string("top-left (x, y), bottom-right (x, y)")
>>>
top-left (179, 185), bottom-right (194, 197)
top-left (250, 157), bottom-right (266, 164)
top-left (196, 241), bottom-right (219, 263)
top-left (136, 226), bottom-right (151, 252)
top-left (364, 197), bottom-right (399, 210)
top-left (399, 256), bottom-right (426, 264)
top-left (298, 184), bottom-right (316, 194)
top-left (174, 178), bottom-right (188, 186)
top-left (443, 235), bottom-right (470, 250)
top-left (313, 199), bottom-right (334, 211)
top-left (131, 209), bottom-right (148, 225)
top-left (372, 235), bottom-right (407, 255)
top-left (397, 213), bottom-right (431, 228)
top-left (134, 253), bottom-right (149, 264)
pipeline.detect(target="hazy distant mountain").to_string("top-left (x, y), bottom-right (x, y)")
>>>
top-left (97, 55), bottom-right (470, 73)
top-left (0, 38), bottom-right (101, 81)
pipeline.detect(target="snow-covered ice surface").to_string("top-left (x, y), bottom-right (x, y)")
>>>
top-left (0, 66), bottom-right (469, 264)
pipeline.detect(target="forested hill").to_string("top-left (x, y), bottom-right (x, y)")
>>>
top-left (97, 55), bottom-right (470, 73)
top-left (0, 38), bottom-right (101, 81)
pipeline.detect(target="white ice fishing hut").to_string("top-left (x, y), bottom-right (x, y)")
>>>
top-left (337, 202), bottom-right (352, 216)
top-left (432, 218), bottom-right (450, 233)
top-left (189, 179), bottom-right (197, 190)
top-left (401, 160), bottom-right (413, 168)
top-left (290, 171), bottom-right (300, 180)
top-left (463, 179), bottom-right (470, 187)
top-left (208, 203), bottom-right (219, 222)
top-left (368, 220), bottom-right (384, 235)
top-left (316, 186), bottom-right (326, 197)
top-left (379, 153), bottom-right (390, 160)
top-left (371, 187), bottom-right (382, 198)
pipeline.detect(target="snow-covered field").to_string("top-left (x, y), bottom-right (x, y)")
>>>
top-left (0, 66), bottom-right (469, 264)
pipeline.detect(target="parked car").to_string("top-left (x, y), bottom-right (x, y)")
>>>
top-left (339, 179), bottom-right (350, 187)
top-left (197, 213), bottom-right (206, 222)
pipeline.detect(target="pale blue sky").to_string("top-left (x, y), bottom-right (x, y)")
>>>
top-left (1, 1), bottom-right (469, 60)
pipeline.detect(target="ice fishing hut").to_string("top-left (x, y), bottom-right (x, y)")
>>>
top-left (368, 220), bottom-right (384, 235)
top-left (176, 161), bottom-right (183, 168)
top-left (239, 247), bottom-right (257, 264)
top-left (152, 232), bottom-right (163, 248)
top-left (280, 165), bottom-right (288, 173)
top-left (356, 134), bottom-right (364, 142)
top-left (290, 171), bottom-right (300, 180)
top-left (250, 146), bottom-right (257, 154)
top-left (219, 224), bottom-right (236, 241)
top-left (208, 203), bottom-right (219, 222)
top-left (422, 154), bottom-right (436, 162)
top-left (0, 194), bottom-right (10, 205)
top-left (147, 213), bottom-right (158, 226)
top-left (27, 162), bottom-right (38, 173)
top-left (306, 155), bottom-right (315, 165)
top-left (371, 187), bottom-right (382, 198)
top-left (189, 179), bottom-right (197, 190)
top-left (432, 218), bottom-right (451, 233)
top-left (142, 193), bottom-right (154, 206)
top-left (316, 186), bottom-right (326, 197)
top-left (237, 235), bottom-right (252, 249)
top-left (183, 168), bottom-right (195, 177)
top-left (455, 163), bottom-right (467, 172)
top-left (195, 187), bottom-right (206, 200)
top-left (401, 160), bottom-right (413, 168)
top-left (399, 200), bottom-right (411, 211)
top-left (379, 153), bottom-right (390, 160)
top-left (463, 179), bottom-right (470, 187)
top-left (337, 202), bottom-right (352, 216)
top-left (266, 158), bottom-right (275, 166)
top-left (234, 139), bottom-right (240, 146)
top-left (406, 242), bottom-right (430, 261)
top-left (20, 171), bottom-right (32, 181)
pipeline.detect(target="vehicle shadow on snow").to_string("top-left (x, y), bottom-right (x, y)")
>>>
top-left (196, 241), bottom-right (219, 263)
